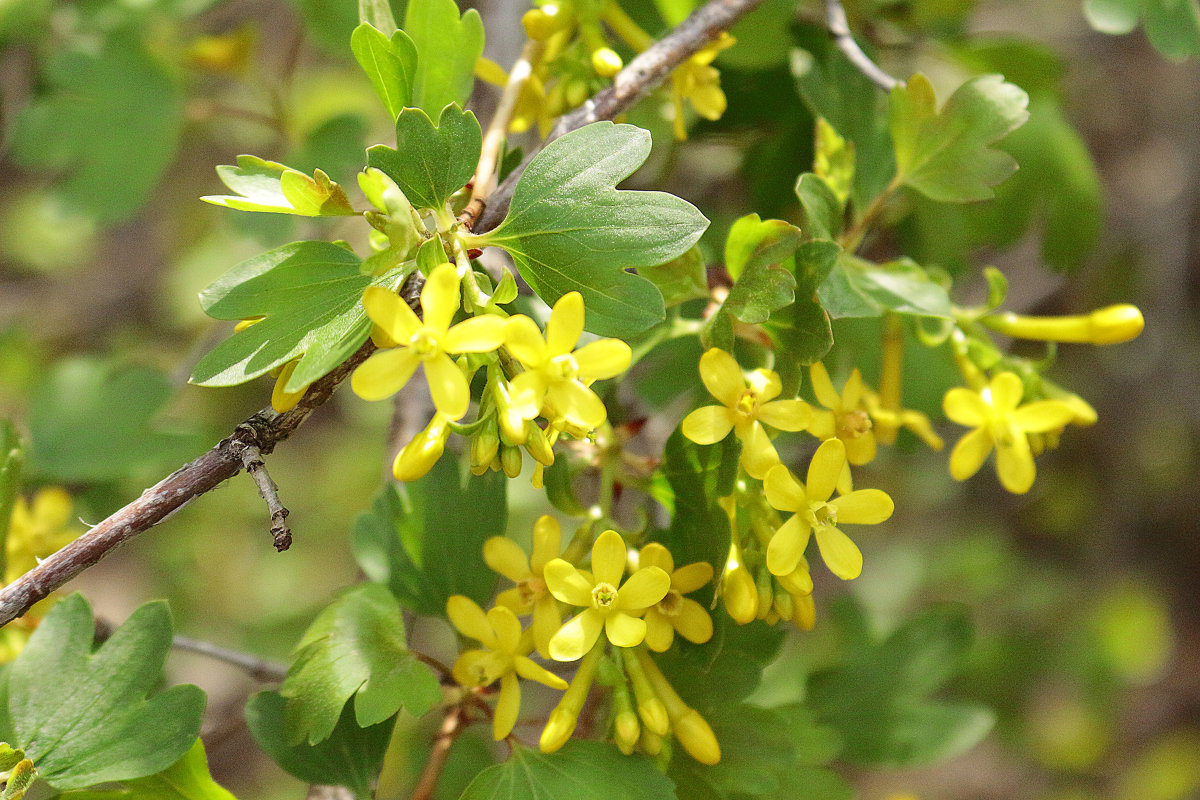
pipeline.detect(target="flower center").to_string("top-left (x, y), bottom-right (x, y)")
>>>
top-left (657, 589), bottom-right (683, 617)
top-left (591, 581), bottom-right (619, 610)
top-left (735, 389), bottom-right (759, 418)
top-left (408, 328), bottom-right (439, 359)
top-left (836, 409), bottom-right (872, 439)
top-left (518, 576), bottom-right (547, 605)
top-left (549, 353), bottom-right (580, 381)
top-left (813, 502), bottom-right (837, 527)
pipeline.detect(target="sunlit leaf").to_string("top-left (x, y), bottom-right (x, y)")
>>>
top-left (55, 739), bottom-right (236, 800)
top-left (367, 105), bottom-right (482, 211)
top-left (404, 0), bottom-right (484, 114)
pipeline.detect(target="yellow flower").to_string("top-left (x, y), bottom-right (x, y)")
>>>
top-left (484, 515), bottom-right (565, 659)
top-left (808, 362), bottom-right (877, 467)
top-left (862, 389), bottom-right (944, 452)
top-left (6, 488), bottom-right (79, 584)
top-left (392, 413), bottom-right (451, 482)
top-left (447, 595), bottom-right (568, 740)
top-left (637, 543), bottom-right (714, 652)
top-left (943, 371), bottom-right (1077, 494)
top-left (351, 263), bottom-right (506, 420)
top-left (681, 348), bottom-right (812, 479)
top-left (543, 529), bottom-right (670, 661)
top-left (505, 292), bottom-right (632, 430)
top-left (762, 439), bottom-right (894, 580)
top-left (669, 34), bottom-right (735, 140)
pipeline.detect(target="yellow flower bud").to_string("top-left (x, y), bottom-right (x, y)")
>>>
top-left (393, 415), bottom-right (450, 482)
top-left (565, 78), bottom-right (589, 109)
top-left (981, 304), bottom-right (1145, 345)
top-left (614, 708), bottom-right (641, 754)
top-left (591, 47), bottom-right (623, 77)
top-left (540, 704), bottom-right (580, 754)
top-left (523, 422), bottom-right (555, 466)
top-left (540, 640), bottom-right (603, 753)
top-left (772, 585), bottom-right (793, 621)
top-left (674, 708), bottom-right (721, 765)
top-left (522, 5), bottom-right (566, 40)
top-left (792, 591), bottom-right (816, 631)
top-left (722, 562), bottom-right (758, 624)
top-left (471, 421), bottom-right (500, 470)
top-left (639, 728), bottom-right (664, 756)
top-left (501, 444), bottom-right (524, 479)
top-left (620, 648), bottom-right (670, 735)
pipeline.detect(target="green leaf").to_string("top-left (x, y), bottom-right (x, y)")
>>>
top-left (459, 741), bottom-right (675, 800)
top-left (54, 739), bottom-right (236, 800)
top-left (817, 255), bottom-right (952, 319)
top-left (404, 0), bottom-right (485, 114)
top-left (352, 23), bottom-right (418, 120)
top-left (640, 246), bottom-right (710, 308)
top-left (721, 215), bottom-right (801, 324)
top-left (794, 174), bottom-right (843, 242)
top-left (655, 616), bottom-right (785, 712)
top-left (8, 595), bottom-right (205, 790)
top-left (191, 241), bottom-right (401, 392)
top-left (358, 0), bottom-right (398, 34)
top-left (806, 601), bottom-right (995, 767)
top-left (367, 105), bottom-right (482, 211)
top-left (281, 584), bottom-right (440, 745)
top-left (764, 239), bottom-right (840, 393)
top-left (0, 421), bottom-right (24, 579)
top-left (202, 156), bottom-right (355, 216)
top-left (10, 33), bottom-right (183, 223)
top-left (655, 429), bottom-right (739, 571)
top-left (1084, 0), bottom-right (1200, 60)
top-left (352, 457), bottom-right (504, 617)
top-left (890, 73), bottom-right (1029, 203)
top-left (246, 691), bottom-right (392, 798)
top-left (480, 122), bottom-right (709, 338)
top-left (28, 361), bottom-right (203, 484)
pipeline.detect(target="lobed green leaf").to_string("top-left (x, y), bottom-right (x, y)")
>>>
top-left (764, 239), bottom-right (840, 394)
top-left (367, 104), bottom-right (482, 212)
top-left (480, 122), bottom-right (709, 338)
top-left (404, 0), bottom-right (484, 114)
top-left (818, 255), bottom-right (952, 320)
top-left (203, 156), bottom-right (355, 216)
top-left (7, 595), bottom-right (205, 790)
top-left (352, 23), bottom-right (418, 121)
top-left (54, 739), bottom-right (236, 800)
top-left (458, 741), bottom-right (675, 800)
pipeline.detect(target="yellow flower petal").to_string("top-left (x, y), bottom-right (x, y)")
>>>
top-left (746, 369), bottom-right (782, 403)
top-left (494, 671), bottom-right (521, 740)
top-left (271, 360), bottom-right (307, 413)
top-left (644, 610), bottom-right (674, 652)
top-left (766, 514), bottom-right (812, 577)
top-left (814, 525), bottom-right (863, 580)
top-left (829, 489), bottom-right (894, 525)
top-left (996, 435), bottom-right (1036, 494)
top-left (943, 387), bottom-right (988, 426)
top-left (514, 655), bottom-right (568, 690)
top-left (488, 605), bottom-right (524, 652)
top-left (530, 515), bottom-right (562, 574)
top-left (351, 347), bottom-right (421, 401)
top-left (810, 362), bottom-right (841, 409)
top-left (842, 368), bottom-right (865, 408)
top-left (453, 649), bottom-right (506, 687)
top-left (844, 431), bottom-right (877, 465)
top-left (484, 537), bottom-right (533, 582)
top-left (505, 315), bottom-right (548, 367)
top-left (989, 371), bottom-right (1024, 412)
top-left (543, 559), bottom-right (596, 606)
top-left (763, 464), bottom-right (806, 512)
top-left (674, 597), bottom-right (713, 644)
top-left (547, 380), bottom-right (607, 429)
top-left (421, 263), bottom-right (461, 333)
top-left (546, 292), bottom-right (585, 356)
top-left (737, 420), bottom-right (781, 480)
top-left (495, 587), bottom-right (529, 614)
top-left (447, 595), bottom-right (497, 648)
top-left (949, 427), bottom-right (993, 481)
top-left (550, 608), bottom-right (604, 661)
top-left (591, 529), bottom-right (628, 587)
top-left (444, 314), bottom-right (507, 353)
top-left (806, 439), bottom-right (846, 502)
top-left (363, 285), bottom-right (421, 343)
top-left (698, 348), bottom-right (746, 408)
top-left (670, 562), bottom-right (713, 594)
top-left (617, 567), bottom-right (671, 611)
top-left (757, 399), bottom-right (813, 432)
top-left (509, 371), bottom-right (548, 420)
top-left (1011, 401), bottom-right (1077, 433)
top-left (604, 611), bottom-right (647, 648)
top-left (681, 405), bottom-right (735, 445)
top-left (532, 594), bottom-right (562, 659)
top-left (424, 352), bottom-right (471, 419)
top-left (638, 543), bottom-right (674, 574)
top-left (574, 339), bottom-right (632, 381)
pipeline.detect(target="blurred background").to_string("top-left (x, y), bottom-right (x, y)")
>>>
top-left (0, 0), bottom-right (1197, 798)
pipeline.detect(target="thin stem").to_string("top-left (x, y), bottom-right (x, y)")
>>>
top-left (601, 1), bottom-right (654, 51)
top-left (412, 708), bottom-right (465, 800)
top-left (839, 174), bottom-right (902, 251)
top-left (233, 441), bottom-right (292, 551)
top-left (823, 0), bottom-right (902, 92)
top-left (171, 634), bottom-right (288, 682)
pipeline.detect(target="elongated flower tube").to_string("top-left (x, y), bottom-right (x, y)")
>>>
top-left (762, 439), bottom-right (894, 580)
top-left (681, 348), bottom-right (812, 479)
top-left (484, 515), bottom-right (565, 659)
top-left (637, 543), bottom-right (714, 652)
top-left (943, 371), bottom-right (1077, 494)
top-left (543, 530), bottom-right (670, 661)
top-left (447, 596), bottom-right (568, 740)
top-left (980, 304), bottom-right (1144, 345)
top-left (540, 640), bottom-right (604, 753)
top-left (505, 292), bottom-right (632, 430)
top-left (634, 647), bottom-right (721, 764)
top-left (351, 263), bottom-right (506, 419)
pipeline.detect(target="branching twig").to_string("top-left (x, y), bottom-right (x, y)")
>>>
top-left (475, 0), bottom-right (768, 232)
top-left (171, 633), bottom-right (289, 682)
top-left (0, 0), bottom-right (766, 630)
top-left (412, 708), bottom-right (465, 800)
top-left (824, 0), bottom-right (902, 92)
top-left (233, 441), bottom-right (292, 551)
